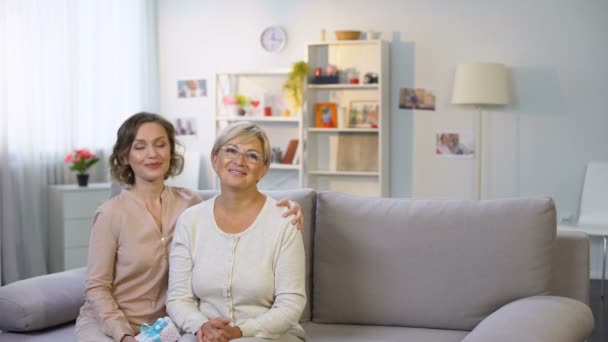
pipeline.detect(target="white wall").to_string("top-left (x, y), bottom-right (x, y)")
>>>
top-left (158, 0), bottom-right (608, 216)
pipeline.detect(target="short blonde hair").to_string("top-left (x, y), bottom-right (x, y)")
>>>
top-left (211, 121), bottom-right (271, 165)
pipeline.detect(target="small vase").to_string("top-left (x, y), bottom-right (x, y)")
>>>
top-left (77, 174), bottom-right (89, 187)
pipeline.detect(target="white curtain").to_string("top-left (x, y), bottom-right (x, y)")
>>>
top-left (0, 0), bottom-right (159, 284)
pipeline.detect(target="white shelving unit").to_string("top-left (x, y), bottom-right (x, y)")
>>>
top-left (214, 71), bottom-right (304, 190)
top-left (305, 40), bottom-right (390, 197)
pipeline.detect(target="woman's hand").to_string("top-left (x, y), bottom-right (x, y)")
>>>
top-left (197, 317), bottom-right (243, 342)
top-left (223, 325), bottom-right (243, 340)
top-left (197, 318), bottom-right (231, 342)
top-left (277, 199), bottom-right (304, 231)
top-left (120, 335), bottom-right (137, 342)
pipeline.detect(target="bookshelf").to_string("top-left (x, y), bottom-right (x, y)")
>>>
top-left (305, 40), bottom-right (390, 197)
top-left (214, 71), bottom-right (304, 190)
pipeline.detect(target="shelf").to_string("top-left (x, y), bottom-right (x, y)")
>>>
top-left (216, 116), bottom-right (300, 123)
top-left (308, 128), bottom-right (379, 133)
top-left (308, 170), bottom-right (379, 177)
top-left (270, 163), bottom-right (300, 170)
top-left (217, 69), bottom-right (290, 76)
top-left (306, 40), bottom-right (389, 197)
top-left (308, 40), bottom-right (382, 47)
top-left (308, 84), bottom-right (378, 90)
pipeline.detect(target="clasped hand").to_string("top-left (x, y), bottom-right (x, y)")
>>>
top-left (196, 317), bottom-right (242, 342)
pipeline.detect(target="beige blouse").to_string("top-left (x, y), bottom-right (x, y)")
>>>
top-left (79, 186), bottom-right (202, 342)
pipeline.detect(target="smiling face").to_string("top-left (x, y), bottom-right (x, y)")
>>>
top-left (212, 135), bottom-right (269, 192)
top-left (127, 122), bottom-right (172, 185)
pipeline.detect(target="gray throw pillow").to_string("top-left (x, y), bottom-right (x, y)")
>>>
top-left (0, 267), bottom-right (87, 332)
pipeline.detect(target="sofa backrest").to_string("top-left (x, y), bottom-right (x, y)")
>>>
top-left (195, 189), bottom-right (316, 322)
top-left (312, 192), bottom-right (556, 331)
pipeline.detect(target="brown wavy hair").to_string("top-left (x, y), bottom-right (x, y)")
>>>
top-left (109, 112), bottom-right (184, 185)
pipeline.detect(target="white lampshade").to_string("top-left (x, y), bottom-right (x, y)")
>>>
top-left (452, 63), bottom-right (509, 105)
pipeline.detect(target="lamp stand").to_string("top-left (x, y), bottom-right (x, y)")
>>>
top-left (477, 106), bottom-right (483, 200)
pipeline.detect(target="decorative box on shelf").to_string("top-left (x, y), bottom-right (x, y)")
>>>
top-left (311, 75), bottom-right (339, 84)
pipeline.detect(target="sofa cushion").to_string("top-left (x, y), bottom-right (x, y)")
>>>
top-left (461, 296), bottom-right (594, 342)
top-left (0, 322), bottom-right (75, 341)
top-left (301, 322), bottom-right (469, 342)
top-left (0, 267), bottom-right (86, 332)
top-left (313, 193), bottom-right (555, 330)
top-left (196, 188), bottom-right (316, 322)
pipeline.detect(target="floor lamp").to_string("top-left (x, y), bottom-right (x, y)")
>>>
top-left (451, 63), bottom-right (509, 200)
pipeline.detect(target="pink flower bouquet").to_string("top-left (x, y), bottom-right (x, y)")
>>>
top-left (64, 149), bottom-right (99, 174)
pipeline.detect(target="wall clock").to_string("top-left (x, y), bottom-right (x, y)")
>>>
top-left (260, 26), bottom-right (287, 52)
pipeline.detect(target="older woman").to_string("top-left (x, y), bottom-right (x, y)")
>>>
top-left (167, 121), bottom-right (306, 342)
top-left (76, 113), bottom-right (303, 342)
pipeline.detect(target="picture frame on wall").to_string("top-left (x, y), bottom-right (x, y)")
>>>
top-left (315, 102), bottom-right (338, 128)
top-left (399, 88), bottom-right (436, 110)
top-left (435, 131), bottom-right (475, 158)
top-left (349, 100), bottom-right (379, 128)
top-left (178, 79), bottom-right (207, 98)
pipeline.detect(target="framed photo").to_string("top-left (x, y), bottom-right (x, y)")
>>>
top-left (177, 79), bottom-right (207, 98)
top-left (315, 102), bottom-right (338, 128)
top-left (399, 88), bottom-right (436, 111)
top-left (349, 101), bottom-right (379, 128)
top-left (435, 131), bottom-right (475, 158)
top-left (174, 117), bottom-right (197, 136)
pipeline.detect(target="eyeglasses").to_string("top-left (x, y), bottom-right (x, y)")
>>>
top-left (220, 146), bottom-right (263, 164)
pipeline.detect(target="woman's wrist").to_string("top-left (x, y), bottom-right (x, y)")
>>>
top-left (234, 326), bottom-right (243, 338)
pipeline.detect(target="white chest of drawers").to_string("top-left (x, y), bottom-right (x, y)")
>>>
top-left (48, 183), bottom-right (111, 273)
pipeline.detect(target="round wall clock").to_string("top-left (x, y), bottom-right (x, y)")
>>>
top-left (260, 26), bottom-right (287, 52)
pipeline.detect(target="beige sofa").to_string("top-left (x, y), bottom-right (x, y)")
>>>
top-left (0, 189), bottom-right (595, 341)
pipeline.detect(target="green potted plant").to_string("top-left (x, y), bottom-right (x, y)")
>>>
top-left (236, 93), bottom-right (249, 116)
top-left (283, 61), bottom-right (309, 115)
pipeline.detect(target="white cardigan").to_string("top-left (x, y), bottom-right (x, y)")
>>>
top-left (166, 195), bottom-right (306, 340)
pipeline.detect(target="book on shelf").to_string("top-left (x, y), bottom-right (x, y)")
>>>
top-left (292, 144), bottom-right (301, 165)
top-left (328, 135), bottom-right (339, 171)
top-left (281, 139), bottom-right (299, 164)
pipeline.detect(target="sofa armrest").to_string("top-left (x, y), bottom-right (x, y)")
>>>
top-left (0, 267), bottom-right (87, 332)
top-left (462, 296), bottom-right (594, 342)
top-left (552, 230), bottom-right (590, 304)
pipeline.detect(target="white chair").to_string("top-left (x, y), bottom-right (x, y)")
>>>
top-left (560, 161), bottom-right (608, 297)
top-left (578, 162), bottom-right (608, 225)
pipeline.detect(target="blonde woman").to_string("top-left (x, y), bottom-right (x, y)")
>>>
top-left (167, 121), bottom-right (306, 342)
